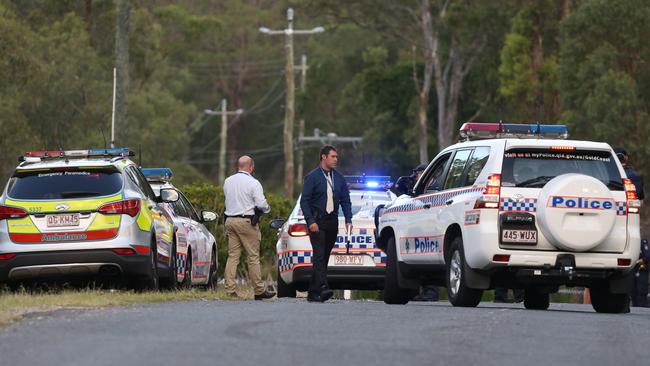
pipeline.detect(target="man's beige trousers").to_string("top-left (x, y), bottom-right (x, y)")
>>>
top-left (224, 217), bottom-right (265, 295)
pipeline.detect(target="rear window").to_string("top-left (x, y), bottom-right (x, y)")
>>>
top-left (501, 149), bottom-right (623, 190)
top-left (7, 167), bottom-right (123, 200)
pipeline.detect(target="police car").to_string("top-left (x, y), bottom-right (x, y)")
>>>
top-left (0, 149), bottom-right (177, 290)
top-left (271, 176), bottom-right (396, 297)
top-left (375, 123), bottom-right (641, 313)
top-left (141, 168), bottom-right (218, 289)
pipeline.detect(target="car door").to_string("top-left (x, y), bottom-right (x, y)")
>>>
top-left (400, 152), bottom-right (453, 264)
top-left (178, 193), bottom-right (210, 281)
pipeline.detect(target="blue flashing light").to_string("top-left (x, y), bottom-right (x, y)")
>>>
top-left (345, 175), bottom-right (392, 191)
top-left (366, 181), bottom-right (379, 188)
top-left (88, 148), bottom-right (134, 157)
top-left (459, 122), bottom-right (568, 141)
top-left (141, 168), bottom-right (173, 182)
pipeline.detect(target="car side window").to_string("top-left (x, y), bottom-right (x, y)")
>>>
top-left (444, 149), bottom-right (473, 190)
top-left (171, 198), bottom-right (189, 218)
top-left (132, 168), bottom-right (157, 200)
top-left (463, 147), bottom-right (491, 186)
top-left (179, 193), bottom-right (200, 222)
top-left (124, 167), bottom-right (146, 197)
top-left (417, 153), bottom-right (452, 194)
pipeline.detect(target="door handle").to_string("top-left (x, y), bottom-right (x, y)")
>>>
top-left (423, 203), bottom-right (432, 209)
top-left (445, 199), bottom-right (454, 206)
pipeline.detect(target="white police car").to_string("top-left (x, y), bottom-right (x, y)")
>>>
top-left (271, 176), bottom-right (396, 297)
top-left (141, 168), bottom-right (218, 289)
top-left (375, 123), bottom-right (641, 313)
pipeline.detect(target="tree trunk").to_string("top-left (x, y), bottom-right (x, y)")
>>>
top-left (115, 0), bottom-right (130, 146)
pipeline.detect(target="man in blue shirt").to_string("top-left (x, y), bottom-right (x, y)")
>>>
top-left (300, 145), bottom-right (353, 302)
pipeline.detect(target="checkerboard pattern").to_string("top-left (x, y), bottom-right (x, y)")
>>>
top-left (176, 252), bottom-right (187, 275)
top-left (384, 187), bottom-right (483, 214)
top-left (334, 242), bottom-right (373, 249)
top-left (278, 251), bottom-right (312, 272)
top-left (616, 201), bottom-right (627, 216)
top-left (372, 251), bottom-right (387, 264)
top-left (499, 197), bottom-right (538, 212)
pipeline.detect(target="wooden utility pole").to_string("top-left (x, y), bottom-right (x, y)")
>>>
top-left (204, 100), bottom-right (243, 184)
top-left (296, 54), bottom-right (308, 186)
top-left (259, 9), bottom-right (324, 199)
top-left (114, 0), bottom-right (130, 146)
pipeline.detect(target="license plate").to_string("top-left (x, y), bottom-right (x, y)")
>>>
top-left (46, 214), bottom-right (80, 227)
top-left (501, 229), bottom-right (537, 244)
top-left (334, 254), bottom-right (364, 266)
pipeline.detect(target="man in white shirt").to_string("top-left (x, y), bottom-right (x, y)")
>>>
top-left (223, 155), bottom-right (275, 300)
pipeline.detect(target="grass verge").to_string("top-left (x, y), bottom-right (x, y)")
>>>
top-left (0, 286), bottom-right (255, 327)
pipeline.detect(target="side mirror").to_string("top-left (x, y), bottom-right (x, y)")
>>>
top-left (393, 176), bottom-right (414, 196)
top-left (201, 210), bottom-right (218, 222)
top-left (269, 218), bottom-right (286, 230)
top-left (160, 188), bottom-right (179, 203)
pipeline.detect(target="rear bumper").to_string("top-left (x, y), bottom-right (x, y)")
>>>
top-left (291, 266), bottom-right (385, 290)
top-left (0, 249), bottom-right (151, 282)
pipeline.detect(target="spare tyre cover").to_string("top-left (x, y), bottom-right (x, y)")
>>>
top-left (536, 173), bottom-right (616, 252)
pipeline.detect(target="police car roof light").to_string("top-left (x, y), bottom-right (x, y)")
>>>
top-left (141, 168), bottom-right (174, 182)
top-left (22, 148), bottom-right (134, 161)
top-left (459, 123), bottom-right (568, 141)
top-left (344, 175), bottom-right (392, 190)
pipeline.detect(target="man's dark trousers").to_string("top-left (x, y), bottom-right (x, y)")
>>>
top-left (308, 214), bottom-right (338, 297)
top-left (632, 270), bottom-right (648, 307)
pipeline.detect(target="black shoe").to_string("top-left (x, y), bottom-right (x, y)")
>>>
top-left (254, 290), bottom-right (276, 300)
top-left (320, 289), bottom-right (334, 302)
top-left (307, 294), bottom-right (322, 302)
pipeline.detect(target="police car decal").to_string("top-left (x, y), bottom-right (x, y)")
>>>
top-left (499, 197), bottom-right (627, 216)
top-left (278, 250), bottom-right (313, 273)
top-left (399, 235), bottom-right (443, 255)
top-left (383, 186), bottom-right (483, 215)
top-left (464, 210), bottom-right (481, 226)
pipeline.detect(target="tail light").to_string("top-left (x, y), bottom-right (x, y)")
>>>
top-left (288, 223), bottom-right (309, 237)
top-left (0, 206), bottom-right (28, 220)
top-left (98, 199), bottom-right (141, 217)
top-left (474, 174), bottom-right (501, 209)
top-left (0, 253), bottom-right (16, 261)
top-left (623, 178), bottom-right (641, 214)
top-left (112, 248), bottom-right (136, 255)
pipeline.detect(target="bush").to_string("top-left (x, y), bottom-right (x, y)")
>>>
top-left (179, 183), bottom-right (293, 277)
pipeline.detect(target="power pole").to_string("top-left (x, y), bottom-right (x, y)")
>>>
top-left (259, 9), bottom-right (324, 199)
top-left (299, 128), bottom-right (363, 147)
top-left (296, 54), bottom-right (308, 185)
top-left (114, 0), bottom-right (130, 146)
top-left (204, 100), bottom-right (243, 184)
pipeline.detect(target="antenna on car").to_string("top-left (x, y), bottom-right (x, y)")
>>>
top-left (100, 127), bottom-right (107, 149)
top-left (138, 145), bottom-right (142, 167)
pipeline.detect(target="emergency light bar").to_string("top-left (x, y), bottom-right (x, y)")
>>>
top-left (345, 175), bottom-right (392, 190)
top-left (141, 168), bottom-right (173, 182)
top-left (20, 148), bottom-right (134, 161)
top-left (459, 123), bottom-right (568, 141)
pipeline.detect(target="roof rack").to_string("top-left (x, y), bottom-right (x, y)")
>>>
top-left (141, 168), bottom-right (173, 183)
top-left (458, 123), bottom-right (569, 141)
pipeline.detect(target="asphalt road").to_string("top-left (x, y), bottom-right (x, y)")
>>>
top-left (1, 299), bottom-right (648, 366)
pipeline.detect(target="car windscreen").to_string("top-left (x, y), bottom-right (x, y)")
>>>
top-left (501, 149), bottom-right (623, 190)
top-left (7, 167), bottom-right (124, 200)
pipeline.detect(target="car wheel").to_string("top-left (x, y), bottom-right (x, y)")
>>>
top-left (202, 245), bottom-right (217, 290)
top-left (181, 249), bottom-right (192, 289)
top-left (277, 267), bottom-right (296, 298)
top-left (523, 288), bottom-right (550, 310)
top-left (133, 235), bottom-right (159, 292)
top-left (445, 237), bottom-right (482, 307)
top-left (383, 236), bottom-right (416, 304)
top-left (590, 284), bottom-right (630, 314)
top-left (160, 240), bottom-right (179, 290)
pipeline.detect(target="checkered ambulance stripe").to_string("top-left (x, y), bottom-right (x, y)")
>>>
top-left (499, 197), bottom-right (538, 212)
top-left (277, 249), bottom-right (387, 272)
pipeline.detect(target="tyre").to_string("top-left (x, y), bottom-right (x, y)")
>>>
top-left (180, 248), bottom-right (192, 289)
top-left (383, 236), bottom-right (416, 304)
top-left (133, 236), bottom-right (159, 291)
top-left (590, 284), bottom-right (630, 314)
top-left (160, 240), bottom-right (179, 290)
top-left (523, 288), bottom-right (550, 310)
top-left (202, 245), bottom-right (217, 290)
top-left (277, 269), bottom-right (296, 298)
top-left (445, 237), bottom-right (482, 307)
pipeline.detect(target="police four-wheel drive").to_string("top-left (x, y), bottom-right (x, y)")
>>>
top-left (375, 123), bottom-right (641, 313)
top-left (0, 149), bottom-right (187, 290)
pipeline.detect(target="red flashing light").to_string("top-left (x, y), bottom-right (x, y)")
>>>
top-left (475, 174), bottom-right (501, 209)
top-left (24, 151), bottom-right (65, 158)
top-left (288, 223), bottom-right (309, 237)
top-left (623, 178), bottom-right (640, 214)
top-left (493, 254), bottom-right (510, 263)
top-left (617, 258), bottom-right (631, 266)
top-left (0, 253), bottom-right (16, 261)
top-left (98, 199), bottom-right (141, 217)
top-left (0, 205), bottom-right (28, 220)
top-left (112, 248), bottom-right (136, 255)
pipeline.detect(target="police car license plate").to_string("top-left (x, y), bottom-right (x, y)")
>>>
top-left (334, 254), bottom-right (364, 266)
top-left (46, 214), bottom-right (80, 227)
top-left (501, 229), bottom-right (537, 244)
